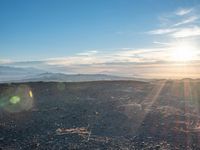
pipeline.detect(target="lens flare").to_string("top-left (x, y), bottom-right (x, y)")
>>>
top-left (0, 85), bottom-right (34, 113)
top-left (29, 90), bottom-right (33, 98)
top-left (9, 96), bottom-right (21, 104)
top-left (57, 82), bottom-right (66, 91)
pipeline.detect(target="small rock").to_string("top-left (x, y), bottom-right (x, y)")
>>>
top-left (0, 137), bottom-right (4, 141)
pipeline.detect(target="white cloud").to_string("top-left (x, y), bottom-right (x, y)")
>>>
top-left (153, 41), bottom-right (171, 46)
top-left (46, 56), bottom-right (103, 66)
top-left (173, 16), bottom-right (198, 27)
top-left (148, 26), bottom-right (200, 38)
top-left (171, 26), bottom-right (200, 38)
top-left (148, 28), bottom-right (177, 35)
top-left (0, 59), bottom-right (11, 64)
top-left (175, 8), bottom-right (193, 16)
top-left (148, 7), bottom-right (200, 40)
top-left (76, 50), bottom-right (99, 56)
top-left (44, 47), bottom-right (173, 67)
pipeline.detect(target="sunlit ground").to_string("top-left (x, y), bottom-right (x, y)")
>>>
top-left (0, 80), bottom-right (200, 149)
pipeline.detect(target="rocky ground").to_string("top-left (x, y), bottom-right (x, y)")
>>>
top-left (0, 79), bottom-right (200, 149)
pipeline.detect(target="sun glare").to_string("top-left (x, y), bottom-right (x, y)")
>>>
top-left (170, 42), bottom-right (197, 62)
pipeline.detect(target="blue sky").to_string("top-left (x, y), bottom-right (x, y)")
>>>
top-left (1, 0), bottom-right (200, 78)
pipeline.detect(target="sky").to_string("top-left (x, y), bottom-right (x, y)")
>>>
top-left (1, 0), bottom-right (200, 78)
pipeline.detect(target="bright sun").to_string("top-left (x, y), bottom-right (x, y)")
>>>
top-left (170, 42), bottom-right (197, 62)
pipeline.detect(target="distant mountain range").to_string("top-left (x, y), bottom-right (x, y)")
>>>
top-left (0, 66), bottom-right (44, 75)
top-left (0, 66), bottom-right (146, 83)
top-left (0, 66), bottom-right (44, 82)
